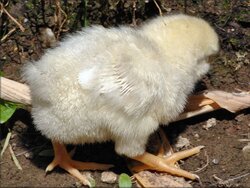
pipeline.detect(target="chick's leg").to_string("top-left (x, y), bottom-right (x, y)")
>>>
top-left (131, 146), bottom-right (203, 180)
top-left (46, 141), bottom-right (112, 185)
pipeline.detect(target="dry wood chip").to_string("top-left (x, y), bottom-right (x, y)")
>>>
top-left (204, 90), bottom-right (250, 113)
top-left (134, 171), bottom-right (192, 188)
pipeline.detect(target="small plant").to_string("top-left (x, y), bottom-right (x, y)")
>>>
top-left (118, 173), bottom-right (132, 188)
top-left (83, 0), bottom-right (89, 27)
top-left (0, 72), bottom-right (24, 124)
top-left (0, 99), bottom-right (21, 124)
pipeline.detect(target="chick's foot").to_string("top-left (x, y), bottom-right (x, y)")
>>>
top-left (45, 141), bottom-right (113, 186)
top-left (131, 146), bottom-right (204, 180)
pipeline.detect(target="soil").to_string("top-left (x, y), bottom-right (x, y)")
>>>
top-left (0, 0), bottom-right (249, 187)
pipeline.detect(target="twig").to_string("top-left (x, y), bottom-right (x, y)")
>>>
top-left (214, 23), bottom-right (226, 32)
top-left (226, 173), bottom-right (250, 182)
top-left (9, 144), bottom-right (22, 170)
top-left (15, 142), bottom-right (49, 157)
top-left (184, 0), bottom-right (187, 13)
top-left (54, 0), bottom-right (67, 39)
top-left (193, 151), bottom-right (209, 173)
top-left (1, 28), bottom-right (16, 42)
top-left (238, 139), bottom-right (250, 142)
top-left (132, 0), bottom-right (137, 26)
top-left (0, 131), bottom-right (12, 158)
top-left (153, 0), bottom-right (162, 16)
top-left (83, 0), bottom-right (88, 27)
top-left (160, 3), bottom-right (169, 12)
top-left (54, 0), bottom-right (61, 27)
top-left (15, 150), bottom-right (31, 157)
top-left (0, 3), bottom-right (25, 32)
top-left (213, 173), bottom-right (250, 185)
top-left (213, 174), bottom-right (223, 182)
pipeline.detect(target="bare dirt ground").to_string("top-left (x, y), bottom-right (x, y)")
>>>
top-left (1, 0), bottom-right (249, 187)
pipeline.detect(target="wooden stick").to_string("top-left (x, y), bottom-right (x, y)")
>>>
top-left (0, 77), bottom-right (249, 120)
top-left (0, 77), bottom-right (217, 116)
top-left (0, 77), bottom-right (31, 105)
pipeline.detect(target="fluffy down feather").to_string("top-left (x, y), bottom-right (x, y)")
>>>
top-left (23, 14), bottom-right (219, 157)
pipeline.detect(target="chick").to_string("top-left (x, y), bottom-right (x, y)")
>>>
top-left (22, 14), bottom-right (219, 185)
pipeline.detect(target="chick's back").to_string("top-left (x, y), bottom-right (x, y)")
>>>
top-left (23, 14), bottom-right (219, 157)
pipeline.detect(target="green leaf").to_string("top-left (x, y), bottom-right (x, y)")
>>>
top-left (0, 71), bottom-right (4, 76)
top-left (0, 100), bottom-right (17, 124)
top-left (118, 173), bottom-right (132, 188)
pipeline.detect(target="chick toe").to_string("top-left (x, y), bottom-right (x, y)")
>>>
top-left (131, 147), bottom-right (203, 180)
top-left (163, 145), bottom-right (204, 165)
top-left (46, 141), bottom-right (113, 185)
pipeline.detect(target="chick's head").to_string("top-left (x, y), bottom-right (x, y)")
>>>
top-left (141, 14), bottom-right (219, 77)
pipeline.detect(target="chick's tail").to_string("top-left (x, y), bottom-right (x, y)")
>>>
top-left (22, 62), bottom-right (50, 102)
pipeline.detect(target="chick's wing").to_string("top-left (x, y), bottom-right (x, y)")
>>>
top-left (78, 55), bottom-right (157, 118)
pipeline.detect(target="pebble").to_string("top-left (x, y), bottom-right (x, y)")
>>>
top-left (23, 18), bottom-right (29, 23)
top-left (242, 144), bottom-right (250, 160)
top-left (203, 118), bottom-right (216, 130)
top-left (194, 133), bottom-right (200, 139)
top-left (175, 136), bottom-right (190, 149)
top-left (101, 171), bottom-right (117, 184)
top-left (74, 182), bottom-right (81, 188)
top-left (39, 27), bottom-right (57, 48)
top-left (24, 152), bottom-right (34, 159)
top-left (212, 158), bottom-right (219, 165)
top-left (235, 114), bottom-right (245, 122)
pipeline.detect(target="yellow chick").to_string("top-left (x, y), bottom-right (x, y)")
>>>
top-left (22, 14), bottom-right (219, 185)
